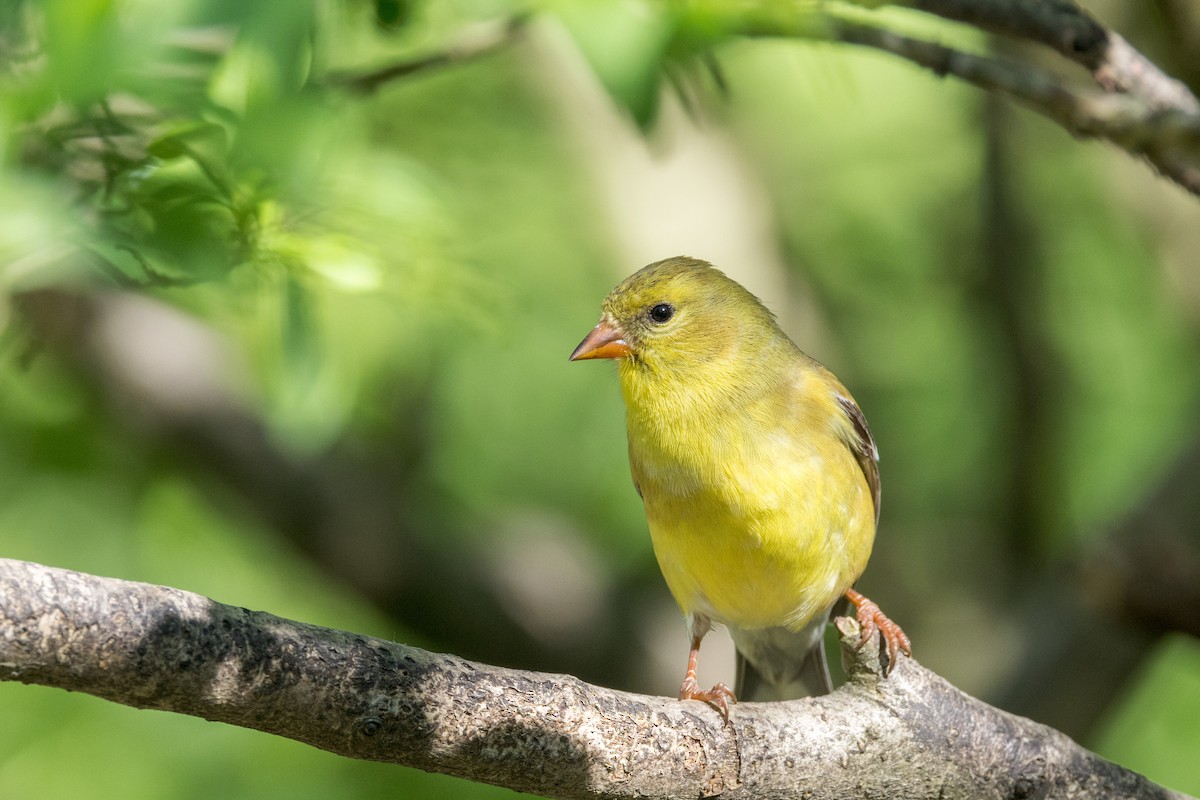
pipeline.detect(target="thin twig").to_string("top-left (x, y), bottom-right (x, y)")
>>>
top-left (326, 15), bottom-right (528, 94)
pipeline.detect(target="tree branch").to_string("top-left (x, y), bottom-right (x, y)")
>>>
top-left (823, 19), bottom-right (1200, 195)
top-left (10, 288), bottom-right (663, 695)
top-left (1, 558), bottom-right (1190, 800)
top-left (325, 15), bottom-right (528, 94)
top-left (891, 0), bottom-right (1200, 112)
top-left (992, 440), bottom-right (1200, 735)
top-left (726, 4), bottom-right (1200, 195)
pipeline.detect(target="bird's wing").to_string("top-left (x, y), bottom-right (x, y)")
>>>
top-left (834, 393), bottom-right (880, 524)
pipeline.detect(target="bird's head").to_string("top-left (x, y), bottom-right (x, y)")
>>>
top-left (570, 256), bottom-right (781, 375)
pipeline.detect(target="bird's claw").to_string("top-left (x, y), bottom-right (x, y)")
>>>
top-left (679, 677), bottom-right (737, 722)
top-left (845, 589), bottom-right (911, 675)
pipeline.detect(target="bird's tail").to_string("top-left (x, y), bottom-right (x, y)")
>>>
top-left (731, 616), bottom-right (834, 702)
top-left (735, 642), bottom-right (832, 701)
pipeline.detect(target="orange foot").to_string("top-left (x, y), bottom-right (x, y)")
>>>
top-left (845, 587), bottom-right (911, 675)
top-left (680, 676), bottom-right (737, 722)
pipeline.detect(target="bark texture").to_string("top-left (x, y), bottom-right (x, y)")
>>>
top-left (1, 558), bottom-right (1190, 800)
top-left (732, 0), bottom-right (1200, 196)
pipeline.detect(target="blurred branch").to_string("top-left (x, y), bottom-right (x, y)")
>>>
top-left (890, 0), bottom-right (1199, 112)
top-left (977, 72), bottom-right (1051, 574)
top-left (1089, 440), bottom-right (1200, 642)
top-left (823, 19), bottom-right (1200, 196)
top-left (17, 287), bottom-right (1200, 745)
top-left (728, 3), bottom-right (1200, 194)
top-left (325, 15), bottom-right (528, 94)
top-left (12, 288), bottom-right (658, 692)
top-left (994, 440), bottom-right (1200, 735)
top-left (2, 557), bottom-right (1190, 800)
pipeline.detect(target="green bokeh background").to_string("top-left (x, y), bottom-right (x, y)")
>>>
top-left (2, 0), bottom-right (1199, 797)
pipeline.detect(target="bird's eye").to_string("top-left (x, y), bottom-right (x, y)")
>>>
top-left (648, 303), bottom-right (675, 324)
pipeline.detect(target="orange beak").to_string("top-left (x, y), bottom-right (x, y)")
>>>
top-left (569, 319), bottom-right (632, 361)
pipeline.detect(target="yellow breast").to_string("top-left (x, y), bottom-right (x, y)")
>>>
top-left (626, 368), bottom-right (875, 632)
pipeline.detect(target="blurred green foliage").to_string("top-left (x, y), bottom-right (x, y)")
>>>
top-left (2, 0), bottom-right (1199, 797)
top-left (1096, 635), bottom-right (1200, 796)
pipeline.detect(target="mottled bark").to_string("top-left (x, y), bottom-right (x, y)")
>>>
top-left (1, 558), bottom-right (1189, 800)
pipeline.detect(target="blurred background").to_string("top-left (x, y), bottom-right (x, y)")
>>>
top-left (2, 0), bottom-right (1199, 797)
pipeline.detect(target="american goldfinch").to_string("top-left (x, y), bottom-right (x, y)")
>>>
top-left (571, 257), bottom-right (909, 716)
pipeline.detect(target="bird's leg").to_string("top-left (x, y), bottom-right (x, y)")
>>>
top-left (844, 587), bottom-right (911, 675)
top-left (678, 634), bottom-right (736, 721)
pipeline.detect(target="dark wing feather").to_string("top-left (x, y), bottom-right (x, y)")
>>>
top-left (834, 393), bottom-right (880, 524)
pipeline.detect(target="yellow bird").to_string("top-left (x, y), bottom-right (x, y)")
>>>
top-left (571, 256), bottom-right (908, 715)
